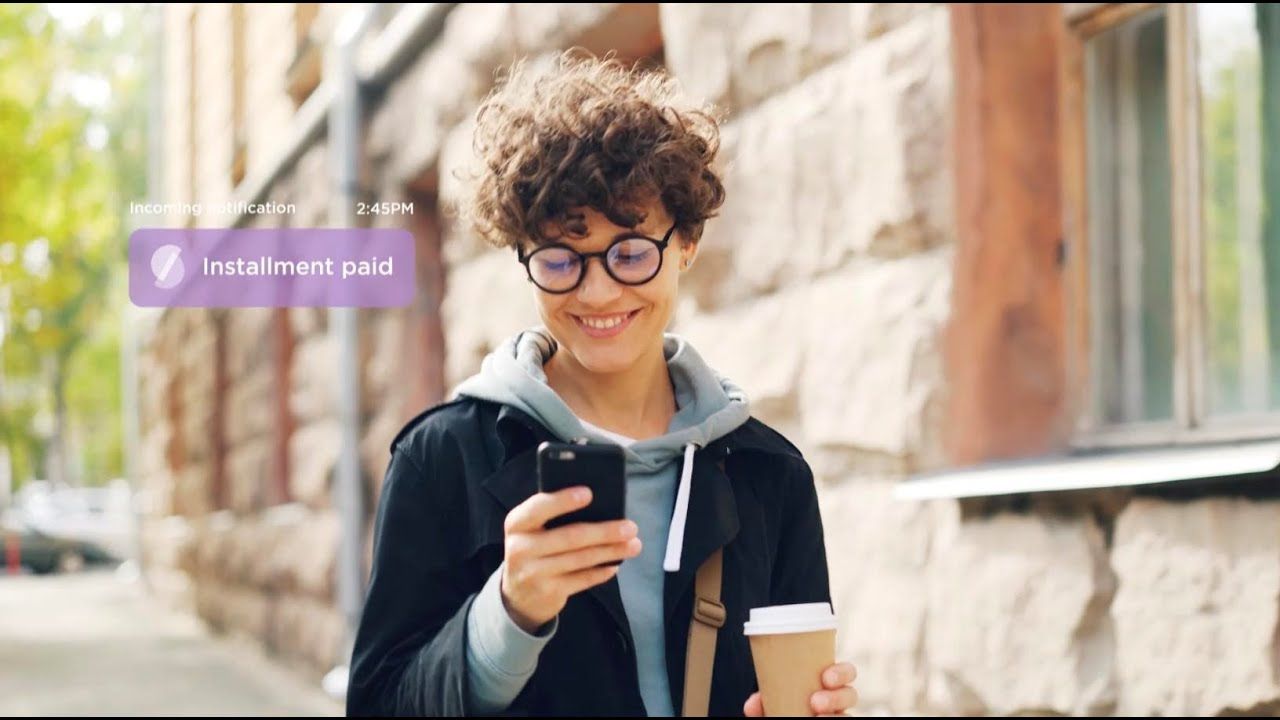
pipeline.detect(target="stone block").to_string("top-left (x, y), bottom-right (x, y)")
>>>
top-left (1112, 497), bottom-right (1280, 715)
top-left (288, 420), bottom-right (341, 509)
top-left (798, 251), bottom-right (950, 463)
top-left (290, 334), bottom-right (338, 427)
top-left (925, 511), bottom-right (1116, 715)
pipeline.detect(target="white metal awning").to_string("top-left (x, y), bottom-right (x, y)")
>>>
top-left (895, 439), bottom-right (1280, 500)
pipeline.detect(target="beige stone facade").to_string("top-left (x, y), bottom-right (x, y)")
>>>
top-left (140, 3), bottom-right (1280, 715)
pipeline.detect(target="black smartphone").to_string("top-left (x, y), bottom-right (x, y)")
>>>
top-left (536, 441), bottom-right (627, 547)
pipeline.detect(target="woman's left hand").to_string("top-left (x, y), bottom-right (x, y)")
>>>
top-left (742, 661), bottom-right (859, 717)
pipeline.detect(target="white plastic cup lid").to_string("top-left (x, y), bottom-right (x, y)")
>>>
top-left (743, 602), bottom-right (838, 635)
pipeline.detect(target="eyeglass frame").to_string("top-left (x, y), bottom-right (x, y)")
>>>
top-left (515, 221), bottom-right (680, 294)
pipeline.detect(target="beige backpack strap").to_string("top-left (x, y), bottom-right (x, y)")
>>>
top-left (682, 546), bottom-right (725, 717)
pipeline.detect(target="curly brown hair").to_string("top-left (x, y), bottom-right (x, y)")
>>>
top-left (462, 51), bottom-right (726, 250)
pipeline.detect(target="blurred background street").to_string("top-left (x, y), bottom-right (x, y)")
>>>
top-left (0, 569), bottom-right (339, 716)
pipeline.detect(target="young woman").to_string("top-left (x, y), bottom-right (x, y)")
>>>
top-left (346, 53), bottom-right (859, 717)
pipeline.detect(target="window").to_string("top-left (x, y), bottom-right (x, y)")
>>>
top-left (186, 6), bottom-right (198, 226)
top-left (230, 3), bottom-right (247, 187)
top-left (212, 312), bottom-right (229, 511)
top-left (286, 3), bottom-right (321, 108)
top-left (1200, 4), bottom-right (1280, 415)
top-left (1064, 3), bottom-right (1280, 446)
top-left (269, 308), bottom-right (293, 506)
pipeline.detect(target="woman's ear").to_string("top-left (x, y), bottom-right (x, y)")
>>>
top-left (680, 242), bottom-right (698, 271)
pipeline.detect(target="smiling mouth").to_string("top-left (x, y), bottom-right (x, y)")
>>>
top-left (572, 309), bottom-right (641, 337)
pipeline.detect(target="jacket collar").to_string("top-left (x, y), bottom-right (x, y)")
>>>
top-left (475, 403), bottom-right (556, 515)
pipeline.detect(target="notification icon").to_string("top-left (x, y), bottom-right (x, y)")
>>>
top-left (151, 244), bottom-right (185, 289)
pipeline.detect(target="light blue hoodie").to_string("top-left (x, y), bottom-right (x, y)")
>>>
top-left (452, 327), bottom-right (751, 716)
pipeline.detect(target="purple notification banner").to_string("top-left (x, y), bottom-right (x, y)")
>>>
top-left (129, 228), bottom-right (415, 308)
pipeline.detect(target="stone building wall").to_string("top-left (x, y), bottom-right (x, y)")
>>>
top-left (138, 3), bottom-right (1280, 714)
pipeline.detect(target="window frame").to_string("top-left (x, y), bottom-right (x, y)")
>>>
top-left (1061, 1), bottom-right (1280, 449)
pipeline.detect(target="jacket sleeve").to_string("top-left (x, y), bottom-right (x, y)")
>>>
top-left (346, 439), bottom-right (478, 717)
top-left (769, 457), bottom-right (833, 608)
top-left (465, 562), bottom-right (558, 712)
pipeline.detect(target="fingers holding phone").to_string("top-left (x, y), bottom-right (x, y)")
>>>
top-left (534, 506), bottom-right (643, 575)
top-left (501, 487), bottom-right (641, 634)
top-left (500, 443), bottom-right (634, 634)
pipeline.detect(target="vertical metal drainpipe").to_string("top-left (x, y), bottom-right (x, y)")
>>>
top-left (124, 6), bottom-right (166, 591)
top-left (326, 4), bottom-right (379, 702)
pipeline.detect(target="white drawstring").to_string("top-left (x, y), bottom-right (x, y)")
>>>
top-left (663, 442), bottom-right (698, 572)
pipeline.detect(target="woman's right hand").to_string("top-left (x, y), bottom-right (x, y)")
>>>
top-left (500, 486), bottom-right (643, 634)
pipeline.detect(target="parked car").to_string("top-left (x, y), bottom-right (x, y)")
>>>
top-left (11, 479), bottom-right (135, 564)
top-left (0, 514), bottom-right (118, 575)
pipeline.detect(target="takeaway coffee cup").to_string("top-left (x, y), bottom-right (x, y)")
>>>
top-left (743, 602), bottom-right (838, 717)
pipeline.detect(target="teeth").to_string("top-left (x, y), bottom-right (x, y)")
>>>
top-left (580, 312), bottom-right (630, 330)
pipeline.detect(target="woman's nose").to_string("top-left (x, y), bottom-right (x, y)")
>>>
top-left (576, 257), bottom-right (623, 305)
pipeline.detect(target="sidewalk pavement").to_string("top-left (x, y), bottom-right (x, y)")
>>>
top-left (0, 566), bottom-right (343, 716)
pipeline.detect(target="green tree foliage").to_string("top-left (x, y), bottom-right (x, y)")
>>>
top-left (1203, 52), bottom-right (1245, 412)
top-left (0, 4), bottom-right (149, 489)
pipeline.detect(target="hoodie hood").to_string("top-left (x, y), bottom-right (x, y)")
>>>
top-left (451, 327), bottom-right (751, 469)
top-left (451, 326), bottom-right (751, 570)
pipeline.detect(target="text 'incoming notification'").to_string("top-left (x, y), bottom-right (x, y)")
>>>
top-left (129, 228), bottom-right (415, 308)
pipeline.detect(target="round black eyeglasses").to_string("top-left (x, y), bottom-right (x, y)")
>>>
top-left (516, 222), bottom-right (678, 294)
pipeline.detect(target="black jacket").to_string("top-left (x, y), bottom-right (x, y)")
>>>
top-left (346, 397), bottom-right (832, 717)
